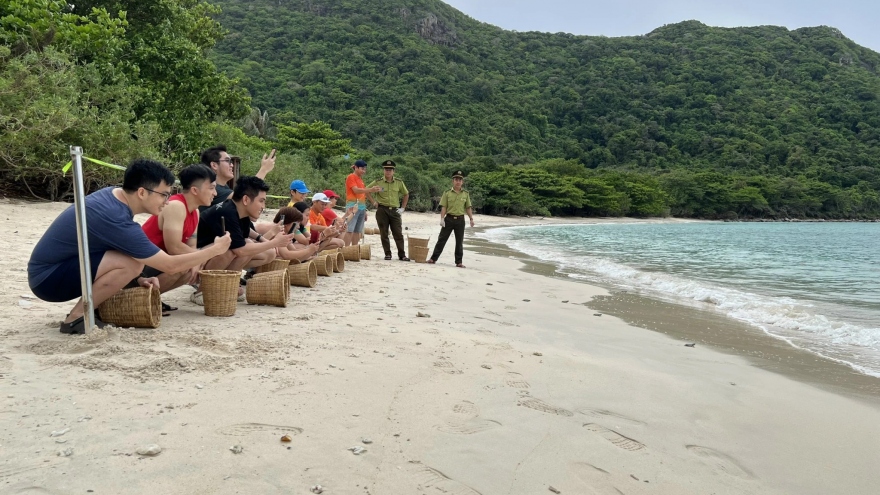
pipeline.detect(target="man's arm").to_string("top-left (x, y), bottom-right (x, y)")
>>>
top-left (231, 233), bottom-right (294, 257)
top-left (400, 193), bottom-right (409, 210)
top-left (467, 207), bottom-right (475, 227)
top-left (353, 185), bottom-right (381, 194)
top-left (255, 149), bottom-right (276, 179)
top-left (138, 234), bottom-right (231, 274)
top-left (161, 202), bottom-right (197, 255)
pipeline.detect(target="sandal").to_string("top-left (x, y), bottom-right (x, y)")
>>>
top-left (161, 302), bottom-right (177, 317)
top-left (456, 263), bottom-right (466, 268)
top-left (60, 315), bottom-right (106, 335)
top-left (384, 255), bottom-right (392, 260)
top-left (426, 259), bottom-right (436, 264)
top-left (399, 256), bottom-right (411, 262)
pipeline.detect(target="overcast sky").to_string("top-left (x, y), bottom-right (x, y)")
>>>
top-left (442, 0), bottom-right (880, 53)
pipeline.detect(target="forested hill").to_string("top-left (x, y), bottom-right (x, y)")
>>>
top-left (211, 0), bottom-right (880, 175)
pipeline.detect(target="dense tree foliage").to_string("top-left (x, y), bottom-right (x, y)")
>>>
top-left (209, 0), bottom-right (880, 218)
top-left (0, 0), bottom-right (249, 198)
top-left (3, 0), bottom-right (880, 218)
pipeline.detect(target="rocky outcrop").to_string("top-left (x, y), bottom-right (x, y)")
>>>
top-left (416, 13), bottom-right (458, 47)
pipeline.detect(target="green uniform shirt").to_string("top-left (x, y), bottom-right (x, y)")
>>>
top-left (440, 189), bottom-right (471, 216)
top-left (367, 177), bottom-right (408, 208)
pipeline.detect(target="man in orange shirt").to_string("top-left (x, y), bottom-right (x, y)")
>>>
top-left (309, 193), bottom-right (345, 251)
top-left (344, 160), bottom-right (382, 246)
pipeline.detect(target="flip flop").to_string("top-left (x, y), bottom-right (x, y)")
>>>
top-left (426, 259), bottom-right (436, 264)
top-left (384, 255), bottom-right (392, 260)
top-left (399, 256), bottom-right (411, 262)
top-left (161, 302), bottom-right (177, 317)
top-left (456, 263), bottom-right (466, 268)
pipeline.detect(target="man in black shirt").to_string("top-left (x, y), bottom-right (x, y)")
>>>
top-left (197, 176), bottom-right (293, 274)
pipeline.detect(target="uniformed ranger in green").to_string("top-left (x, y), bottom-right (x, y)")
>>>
top-left (367, 160), bottom-right (411, 261)
top-left (427, 171), bottom-right (475, 268)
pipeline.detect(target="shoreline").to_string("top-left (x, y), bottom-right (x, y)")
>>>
top-left (470, 224), bottom-right (880, 404)
top-left (2, 201), bottom-right (880, 494)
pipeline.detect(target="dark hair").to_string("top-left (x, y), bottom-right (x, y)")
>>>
top-left (232, 175), bottom-right (269, 202)
top-left (122, 158), bottom-right (175, 193)
top-left (293, 201), bottom-right (309, 213)
top-left (273, 207), bottom-right (303, 225)
top-left (200, 145), bottom-right (227, 166)
top-left (178, 164), bottom-right (216, 190)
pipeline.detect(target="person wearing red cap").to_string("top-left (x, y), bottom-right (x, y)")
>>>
top-left (321, 189), bottom-right (342, 227)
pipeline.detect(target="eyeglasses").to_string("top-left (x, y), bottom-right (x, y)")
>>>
top-left (218, 157), bottom-right (232, 163)
top-left (144, 188), bottom-right (172, 202)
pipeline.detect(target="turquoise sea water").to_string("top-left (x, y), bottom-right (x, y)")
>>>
top-left (479, 222), bottom-right (880, 377)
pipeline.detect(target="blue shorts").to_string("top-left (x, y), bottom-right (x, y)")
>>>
top-left (29, 251), bottom-right (105, 303)
top-left (346, 209), bottom-right (366, 233)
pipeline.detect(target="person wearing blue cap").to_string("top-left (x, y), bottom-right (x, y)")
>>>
top-left (288, 179), bottom-right (310, 207)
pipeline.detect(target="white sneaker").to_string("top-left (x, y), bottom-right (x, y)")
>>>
top-left (190, 291), bottom-right (204, 306)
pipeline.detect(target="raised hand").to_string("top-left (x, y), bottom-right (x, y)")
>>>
top-left (258, 149), bottom-right (277, 177)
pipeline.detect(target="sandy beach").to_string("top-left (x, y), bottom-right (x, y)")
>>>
top-left (2, 198), bottom-right (879, 495)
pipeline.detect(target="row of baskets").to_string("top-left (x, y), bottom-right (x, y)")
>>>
top-left (97, 237), bottom-right (433, 329)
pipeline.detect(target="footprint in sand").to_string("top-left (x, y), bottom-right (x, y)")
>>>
top-left (583, 423), bottom-right (646, 451)
top-left (504, 372), bottom-right (530, 389)
top-left (436, 400), bottom-right (501, 435)
top-left (518, 397), bottom-right (573, 417)
top-left (686, 445), bottom-right (755, 479)
top-left (408, 461), bottom-right (483, 494)
top-left (433, 360), bottom-right (463, 375)
top-left (216, 423), bottom-right (303, 436)
top-left (577, 408), bottom-right (646, 426)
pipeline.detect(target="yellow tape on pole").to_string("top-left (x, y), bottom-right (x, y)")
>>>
top-left (62, 156), bottom-right (126, 174)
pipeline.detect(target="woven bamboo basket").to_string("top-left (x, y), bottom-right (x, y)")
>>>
top-left (199, 270), bottom-right (240, 317)
top-left (342, 245), bottom-right (361, 262)
top-left (408, 236), bottom-right (430, 249)
top-left (410, 245), bottom-right (430, 263)
top-left (98, 286), bottom-right (161, 328)
top-left (288, 260), bottom-right (317, 287)
top-left (315, 254), bottom-right (333, 276)
top-left (246, 269), bottom-right (290, 307)
top-left (334, 252), bottom-right (345, 272)
top-left (359, 244), bottom-right (372, 260)
top-left (255, 258), bottom-right (290, 274)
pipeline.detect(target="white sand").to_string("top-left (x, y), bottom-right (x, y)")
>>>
top-left (1, 198), bottom-right (879, 494)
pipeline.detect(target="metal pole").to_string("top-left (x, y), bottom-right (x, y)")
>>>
top-left (70, 146), bottom-right (95, 333)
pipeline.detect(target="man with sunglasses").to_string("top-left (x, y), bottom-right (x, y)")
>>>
top-left (200, 145), bottom-right (277, 207)
top-left (28, 159), bottom-right (232, 334)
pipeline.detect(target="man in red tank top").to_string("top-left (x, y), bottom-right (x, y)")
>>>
top-left (141, 164), bottom-right (218, 306)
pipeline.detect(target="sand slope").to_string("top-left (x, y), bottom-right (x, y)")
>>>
top-left (1, 199), bottom-right (879, 495)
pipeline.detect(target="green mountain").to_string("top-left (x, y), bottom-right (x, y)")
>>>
top-left (210, 1), bottom-right (879, 166)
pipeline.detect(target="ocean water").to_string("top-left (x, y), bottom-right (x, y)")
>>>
top-left (479, 221), bottom-right (880, 377)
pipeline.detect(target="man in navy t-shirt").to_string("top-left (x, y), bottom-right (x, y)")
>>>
top-left (28, 159), bottom-right (232, 334)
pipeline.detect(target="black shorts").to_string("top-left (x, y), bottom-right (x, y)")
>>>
top-left (30, 251), bottom-right (105, 303)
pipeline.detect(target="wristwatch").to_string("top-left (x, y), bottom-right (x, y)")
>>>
top-left (256, 234), bottom-right (263, 242)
